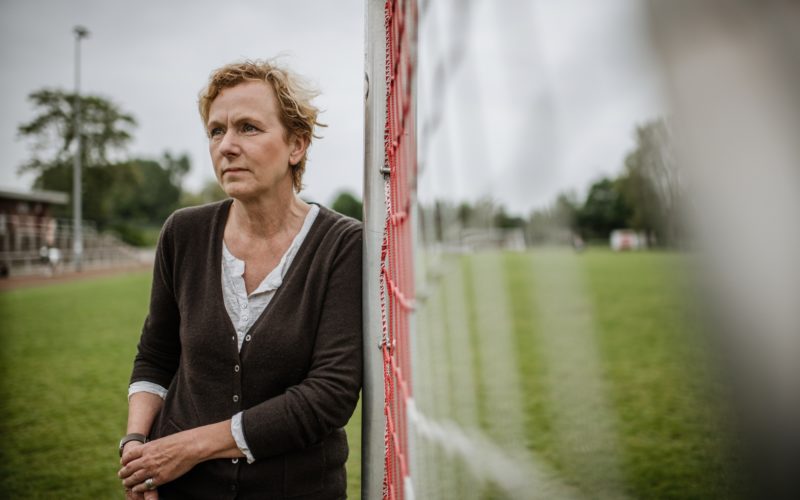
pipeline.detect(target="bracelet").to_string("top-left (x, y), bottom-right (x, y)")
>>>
top-left (119, 433), bottom-right (147, 456)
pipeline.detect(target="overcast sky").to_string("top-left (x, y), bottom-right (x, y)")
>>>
top-left (1, 0), bottom-right (666, 214)
top-left (417, 0), bottom-right (667, 213)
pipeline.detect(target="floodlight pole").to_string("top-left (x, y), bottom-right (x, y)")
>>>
top-left (72, 25), bottom-right (89, 272)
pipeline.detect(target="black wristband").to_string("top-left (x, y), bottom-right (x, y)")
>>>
top-left (119, 433), bottom-right (147, 456)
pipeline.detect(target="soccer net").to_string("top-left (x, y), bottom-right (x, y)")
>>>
top-left (364, 1), bottom-right (800, 499)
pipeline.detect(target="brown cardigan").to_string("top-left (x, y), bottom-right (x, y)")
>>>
top-left (130, 200), bottom-right (362, 499)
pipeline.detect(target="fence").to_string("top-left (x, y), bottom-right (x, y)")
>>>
top-left (0, 216), bottom-right (145, 277)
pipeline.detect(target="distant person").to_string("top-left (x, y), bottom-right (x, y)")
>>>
top-left (43, 218), bottom-right (60, 276)
top-left (118, 60), bottom-right (362, 499)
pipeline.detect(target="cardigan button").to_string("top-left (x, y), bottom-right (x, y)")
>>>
top-left (233, 395), bottom-right (239, 402)
top-left (234, 365), bottom-right (240, 373)
top-left (245, 334), bottom-right (252, 342)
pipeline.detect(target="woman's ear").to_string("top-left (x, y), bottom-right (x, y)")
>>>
top-left (289, 134), bottom-right (309, 166)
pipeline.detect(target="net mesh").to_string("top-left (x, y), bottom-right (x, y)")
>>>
top-left (380, 0), bottom-right (417, 499)
top-left (369, 1), bottom-right (800, 499)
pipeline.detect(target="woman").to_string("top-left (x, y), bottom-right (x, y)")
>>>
top-left (117, 60), bottom-right (362, 499)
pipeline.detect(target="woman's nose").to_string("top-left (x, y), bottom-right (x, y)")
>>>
top-left (218, 130), bottom-right (240, 157)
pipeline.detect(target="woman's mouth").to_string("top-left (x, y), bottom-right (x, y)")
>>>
top-left (223, 167), bottom-right (248, 175)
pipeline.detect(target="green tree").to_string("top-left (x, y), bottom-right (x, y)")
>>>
top-left (331, 191), bottom-right (363, 221)
top-left (577, 177), bottom-right (632, 240)
top-left (619, 118), bottom-right (683, 247)
top-left (525, 191), bottom-right (579, 245)
top-left (457, 202), bottom-right (473, 228)
top-left (494, 205), bottom-right (525, 229)
top-left (18, 89), bottom-right (136, 176)
top-left (111, 153), bottom-right (191, 225)
top-left (17, 88), bottom-right (137, 222)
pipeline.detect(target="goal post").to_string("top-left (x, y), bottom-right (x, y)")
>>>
top-left (362, 0), bottom-right (389, 498)
top-left (363, 0), bottom-right (418, 499)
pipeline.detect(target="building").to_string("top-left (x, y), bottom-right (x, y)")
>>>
top-left (0, 187), bottom-right (69, 276)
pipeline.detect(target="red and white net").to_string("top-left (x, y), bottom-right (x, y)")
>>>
top-left (379, 0), bottom-right (417, 499)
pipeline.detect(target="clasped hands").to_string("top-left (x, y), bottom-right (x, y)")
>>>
top-left (118, 432), bottom-right (198, 499)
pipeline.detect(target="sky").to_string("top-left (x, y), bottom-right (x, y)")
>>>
top-left (417, 0), bottom-right (667, 214)
top-left (1, 0), bottom-right (666, 214)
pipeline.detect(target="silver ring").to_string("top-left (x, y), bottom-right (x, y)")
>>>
top-left (145, 478), bottom-right (156, 490)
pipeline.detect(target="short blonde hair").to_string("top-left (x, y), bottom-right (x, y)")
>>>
top-left (198, 59), bottom-right (324, 192)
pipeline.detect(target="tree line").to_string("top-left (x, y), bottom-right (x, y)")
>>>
top-left (18, 88), bottom-right (680, 248)
top-left (446, 118), bottom-right (685, 248)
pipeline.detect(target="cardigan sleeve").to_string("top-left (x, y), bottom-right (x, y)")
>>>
top-left (129, 213), bottom-right (182, 389)
top-left (241, 222), bottom-right (363, 459)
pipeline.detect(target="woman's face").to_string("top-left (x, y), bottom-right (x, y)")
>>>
top-left (206, 81), bottom-right (305, 201)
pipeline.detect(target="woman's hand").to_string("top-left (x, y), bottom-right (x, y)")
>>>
top-left (125, 484), bottom-right (158, 500)
top-left (119, 431), bottom-right (200, 495)
top-left (119, 419), bottom-right (243, 494)
top-left (120, 441), bottom-right (159, 499)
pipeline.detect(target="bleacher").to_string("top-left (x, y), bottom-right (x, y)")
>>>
top-left (0, 188), bottom-right (148, 278)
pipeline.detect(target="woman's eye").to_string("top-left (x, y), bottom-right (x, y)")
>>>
top-left (242, 123), bottom-right (258, 133)
top-left (209, 127), bottom-right (224, 138)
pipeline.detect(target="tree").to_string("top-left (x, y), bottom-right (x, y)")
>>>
top-left (619, 118), bottom-right (684, 247)
top-left (494, 205), bottom-right (525, 229)
top-left (111, 153), bottom-right (191, 226)
top-left (577, 177), bottom-right (632, 240)
top-left (100, 153), bottom-right (192, 245)
top-left (525, 191), bottom-right (579, 245)
top-left (331, 191), bottom-right (363, 221)
top-left (18, 89), bottom-right (136, 175)
top-left (17, 88), bottom-right (137, 219)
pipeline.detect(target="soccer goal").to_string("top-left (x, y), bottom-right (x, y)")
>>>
top-left (363, 1), bottom-right (800, 499)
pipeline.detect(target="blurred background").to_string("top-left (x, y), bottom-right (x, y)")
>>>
top-left (2, 0), bottom-right (799, 498)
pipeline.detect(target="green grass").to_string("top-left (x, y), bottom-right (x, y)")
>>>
top-left (500, 249), bottom-right (737, 499)
top-left (580, 251), bottom-right (734, 499)
top-left (1, 250), bottom-right (739, 499)
top-left (0, 273), bottom-right (150, 498)
top-left (0, 271), bottom-right (362, 499)
top-left (410, 249), bottom-right (738, 499)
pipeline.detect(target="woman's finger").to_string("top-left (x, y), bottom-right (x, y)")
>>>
top-left (144, 489), bottom-right (159, 500)
top-left (119, 455), bottom-right (147, 480)
top-left (125, 487), bottom-right (145, 500)
top-left (121, 468), bottom-right (152, 489)
top-left (132, 475), bottom-right (161, 494)
top-left (121, 442), bottom-right (145, 466)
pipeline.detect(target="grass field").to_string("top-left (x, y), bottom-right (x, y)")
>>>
top-left (412, 249), bottom-right (739, 499)
top-left (0, 250), bottom-right (738, 498)
top-left (0, 272), bottom-right (362, 499)
top-left (502, 250), bottom-right (738, 499)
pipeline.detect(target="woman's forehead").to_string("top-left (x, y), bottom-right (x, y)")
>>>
top-left (208, 81), bottom-right (279, 121)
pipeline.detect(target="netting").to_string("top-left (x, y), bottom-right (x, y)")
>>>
top-left (369, 1), bottom-right (800, 499)
top-left (379, 0), bottom-right (417, 499)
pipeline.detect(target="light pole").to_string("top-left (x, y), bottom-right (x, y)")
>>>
top-left (72, 25), bottom-right (89, 272)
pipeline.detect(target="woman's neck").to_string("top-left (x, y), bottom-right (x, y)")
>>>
top-left (227, 192), bottom-right (310, 242)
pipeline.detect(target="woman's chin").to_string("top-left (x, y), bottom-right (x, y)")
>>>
top-left (221, 183), bottom-right (252, 200)
top-left (224, 187), bottom-right (264, 203)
